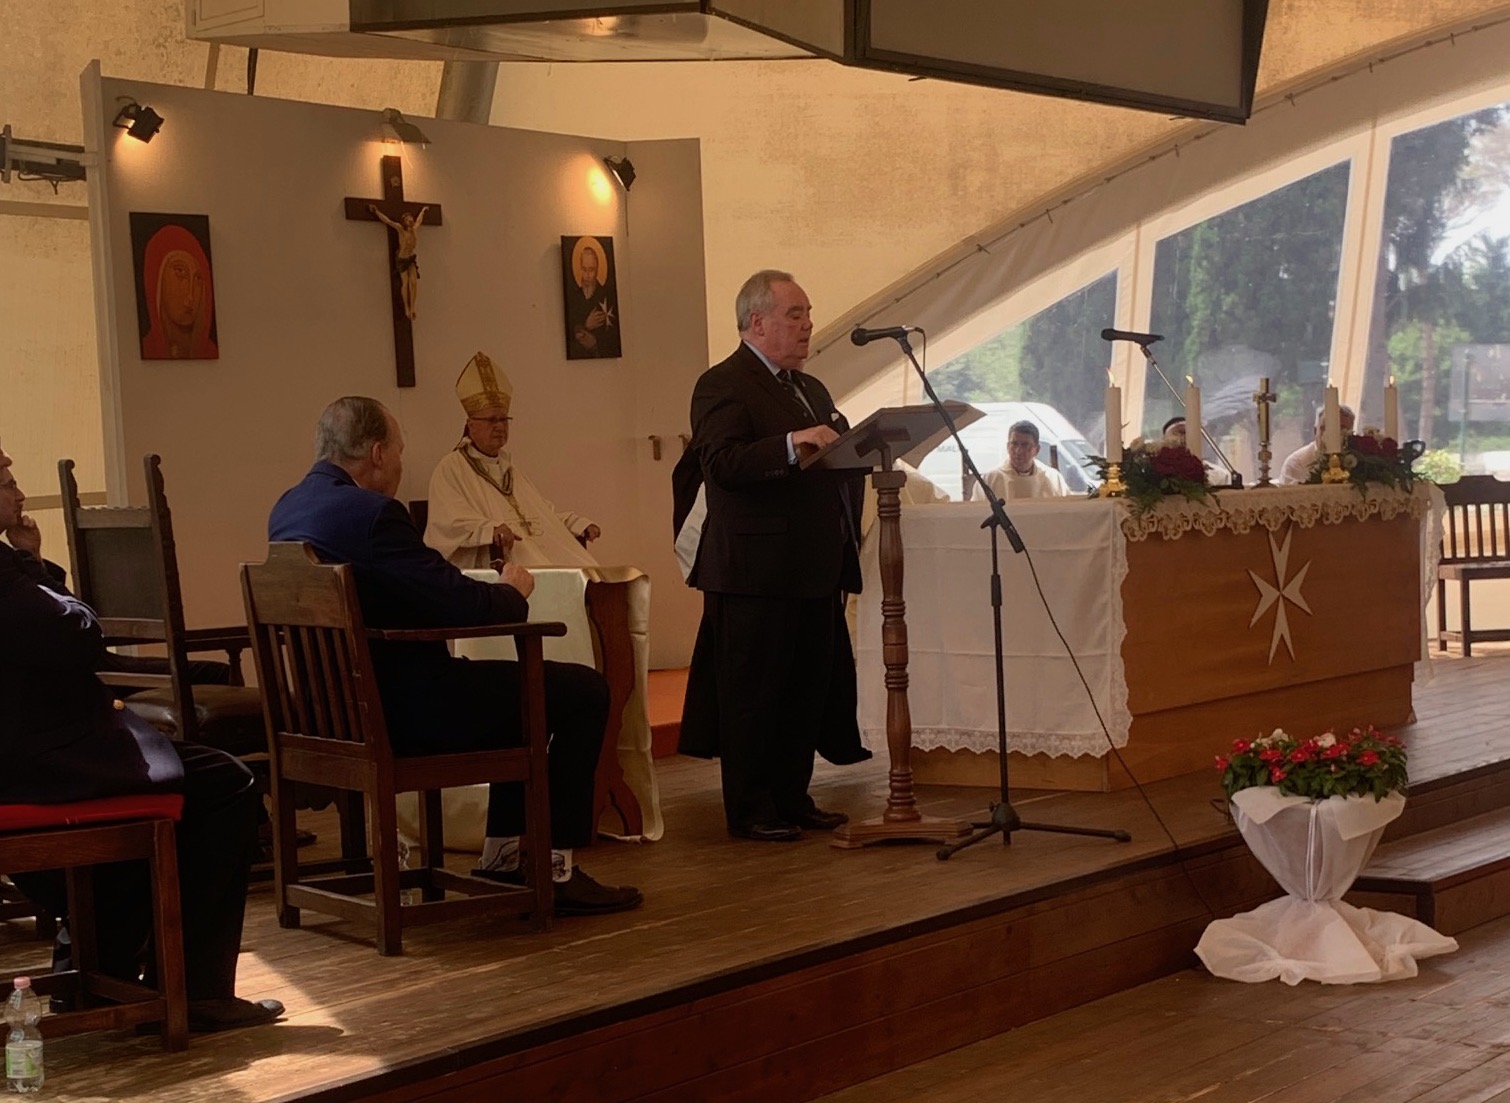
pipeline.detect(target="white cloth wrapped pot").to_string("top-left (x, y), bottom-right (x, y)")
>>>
top-left (1196, 788), bottom-right (1457, 985)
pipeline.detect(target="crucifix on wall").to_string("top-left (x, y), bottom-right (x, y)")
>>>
top-left (344, 155), bottom-right (442, 387)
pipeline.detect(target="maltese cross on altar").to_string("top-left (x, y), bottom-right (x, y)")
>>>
top-left (1248, 527), bottom-right (1313, 663)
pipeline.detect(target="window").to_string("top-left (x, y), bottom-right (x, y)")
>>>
top-left (921, 273), bottom-right (1117, 496)
top-left (1147, 163), bottom-right (1350, 483)
top-left (1364, 103), bottom-right (1510, 475)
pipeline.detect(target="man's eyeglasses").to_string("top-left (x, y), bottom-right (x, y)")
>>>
top-left (468, 416), bottom-right (513, 427)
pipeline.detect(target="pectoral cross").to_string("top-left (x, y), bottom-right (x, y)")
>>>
top-left (344, 155), bottom-right (442, 387)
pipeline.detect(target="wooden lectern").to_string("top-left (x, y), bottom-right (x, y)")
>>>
top-left (803, 403), bottom-right (981, 849)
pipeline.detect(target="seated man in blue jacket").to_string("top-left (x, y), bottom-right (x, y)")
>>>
top-left (0, 442), bottom-right (281, 1032)
top-left (267, 397), bottom-right (641, 916)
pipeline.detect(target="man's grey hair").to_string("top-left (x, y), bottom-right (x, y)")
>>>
top-left (315, 396), bottom-right (391, 462)
top-left (1313, 402), bottom-right (1357, 426)
top-left (1008, 420), bottom-right (1040, 445)
top-left (735, 269), bottom-right (796, 332)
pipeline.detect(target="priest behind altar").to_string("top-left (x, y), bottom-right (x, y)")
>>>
top-left (425, 351), bottom-right (602, 569)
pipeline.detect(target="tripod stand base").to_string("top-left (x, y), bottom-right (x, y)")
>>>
top-left (830, 814), bottom-right (972, 850)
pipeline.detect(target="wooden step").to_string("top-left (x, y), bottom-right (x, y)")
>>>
top-left (647, 667), bottom-right (687, 759)
top-left (1348, 805), bottom-right (1510, 934)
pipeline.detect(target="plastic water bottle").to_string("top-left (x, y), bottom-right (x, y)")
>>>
top-left (5, 977), bottom-right (43, 1094)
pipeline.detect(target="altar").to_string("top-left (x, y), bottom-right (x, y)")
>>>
top-left (856, 484), bottom-right (1438, 791)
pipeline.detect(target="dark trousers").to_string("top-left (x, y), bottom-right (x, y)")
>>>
top-left (13, 743), bottom-right (259, 1001)
top-left (389, 659), bottom-right (609, 851)
top-left (699, 592), bottom-right (843, 828)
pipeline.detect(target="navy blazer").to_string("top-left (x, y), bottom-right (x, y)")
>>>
top-left (267, 461), bottom-right (529, 744)
top-left (684, 344), bottom-right (862, 598)
top-left (0, 544), bottom-right (182, 804)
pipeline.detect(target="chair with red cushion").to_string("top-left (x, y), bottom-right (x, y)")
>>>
top-left (0, 795), bottom-right (189, 1050)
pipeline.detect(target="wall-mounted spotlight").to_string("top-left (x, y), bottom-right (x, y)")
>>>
top-left (113, 99), bottom-right (164, 143)
top-left (604, 155), bottom-right (636, 192)
top-left (381, 108), bottom-right (431, 146)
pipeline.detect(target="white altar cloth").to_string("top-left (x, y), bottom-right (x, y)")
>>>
top-left (857, 499), bottom-right (1131, 759)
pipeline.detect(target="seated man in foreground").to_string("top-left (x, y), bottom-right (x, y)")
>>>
top-left (977, 420), bottom-right (1071, 501)
top-left (0, 442), bottom-right (279, 1033)
top-left (268, 396), bottom-right (641, 915)
top-left (426, 352), bottom-right (601, 568)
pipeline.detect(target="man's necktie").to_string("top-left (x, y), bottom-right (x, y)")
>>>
top-left (777, 370), bottom-right (815, 420)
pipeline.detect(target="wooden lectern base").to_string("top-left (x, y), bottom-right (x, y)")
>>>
top-left (830, 814), bottom-right (972, 850)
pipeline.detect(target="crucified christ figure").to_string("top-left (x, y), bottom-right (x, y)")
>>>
top-left (370, 204), bottom-right (429, 320)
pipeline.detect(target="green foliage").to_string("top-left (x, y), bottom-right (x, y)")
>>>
top-left (1415, 448), bottom-right (1463, 482)
top-left (1305, 430), bottom-right (1417, 493)
top-left (926, 327), bottom-right (1023, 403)
top-left (1217, 727), bottom-right (1408, 801)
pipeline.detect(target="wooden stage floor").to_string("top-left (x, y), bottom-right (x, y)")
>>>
top-left (3, 654), bottom-right (1507, 1103)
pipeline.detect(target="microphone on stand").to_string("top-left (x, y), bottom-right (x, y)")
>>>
top-left (851, 325), bottom-right (918, 346)
top-left (1100, 328), bottom-right (1164, 345)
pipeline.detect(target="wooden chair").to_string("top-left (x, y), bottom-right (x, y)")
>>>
top-left (241, 542), bottom-right (559, 955)
top-left (0, 795), bottom-right (189, 1051)
top-left (57, 456), bottom-right (263, 757)
top-left (1436, 474), bottom-right (1510, 656)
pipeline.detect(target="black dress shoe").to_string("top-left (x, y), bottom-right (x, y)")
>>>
top-left (186, 997), bottom-right (284, 1033)
top-left (794, 808), bottom-right (849, 830)
top-left (728, 820), bottom-right (803, 842)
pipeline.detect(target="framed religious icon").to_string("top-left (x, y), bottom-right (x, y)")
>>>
top-left (561, 235), bottom-right (622, 359)
top-left (129, 212), bottom-right (219, 360)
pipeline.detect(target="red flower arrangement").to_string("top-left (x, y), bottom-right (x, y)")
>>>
top-left (1305, 428), bottom-right (1420, 493)
top-left (1215, 726), bottom-right (1407, 801)
top-left (1090, 442), bottom-right (1214, 515)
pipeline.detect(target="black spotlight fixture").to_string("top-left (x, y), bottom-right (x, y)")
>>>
top-left (113, 99), bottom-right (164, 143)
top-left (604, 155), bottom-right (636, 192)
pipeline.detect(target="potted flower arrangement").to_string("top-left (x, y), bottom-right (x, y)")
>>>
top-left (1216, 725), bottom-right (1406, 802)
top-left (1089, 442), bottom-right (1213, 515)
top-left (1305, 429), bottom-right (1424, 493)
top-left (1195, 725), bottom-right (1456, 986)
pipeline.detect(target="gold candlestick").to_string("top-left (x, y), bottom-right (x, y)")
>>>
top-left (1321, 452), bottom-right (1349, 484)
top-left (1098, 463), bottom-right (1126, 497)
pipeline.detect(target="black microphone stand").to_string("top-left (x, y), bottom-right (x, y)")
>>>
top-left (881, 332), bottom-right (1132, 858)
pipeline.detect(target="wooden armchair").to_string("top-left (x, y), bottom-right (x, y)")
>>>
top-left (1436, 474), bottom-right (1510, 656)
top-left (241, 543), bottom-right (559, 956)
top-left (57, 456), bottom-right (263, 757)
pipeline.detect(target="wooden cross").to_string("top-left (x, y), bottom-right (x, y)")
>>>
top-left (344, 155), bottom-right (442, 388)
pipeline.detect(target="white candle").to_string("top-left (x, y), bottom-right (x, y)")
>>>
top-left (1324, 386), bottom-right (1342, 453)
top-left (1104, 378), bottom-right (1122, 463)
top-left (1184, 377), bottom-right (1201, 458)
top-left (1383, 376), bottom-right (1400, 441)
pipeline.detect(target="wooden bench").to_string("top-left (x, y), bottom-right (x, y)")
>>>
top-left (1437, 474), bottom-right (1510, 656)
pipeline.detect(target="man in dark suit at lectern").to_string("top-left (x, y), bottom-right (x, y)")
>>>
top-left (675, 269), bottom-right (868, 842)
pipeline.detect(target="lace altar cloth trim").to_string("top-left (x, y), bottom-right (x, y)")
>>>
top-left (1120, 483), bottom-right (1432, 542)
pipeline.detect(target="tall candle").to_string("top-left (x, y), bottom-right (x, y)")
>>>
top-left (1105, 376), bottom-right (1122, 463)
top-left (1257, 376), bottom-right (1271, 442)
top-left (1324, 386), bottom-right (1342, 453)
top-left (1383, 376), bottom-right (1400, 440)
top-left (1184, 377), bottom-right (1202, 458)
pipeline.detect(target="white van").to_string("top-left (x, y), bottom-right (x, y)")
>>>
top-left (914, 401), bottom-right (1100, 500)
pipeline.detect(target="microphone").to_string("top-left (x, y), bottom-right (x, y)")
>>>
top-left (850, 325), bottom-right (917, 346)
top-left (1100, 328), bottom-right (1163, 345)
